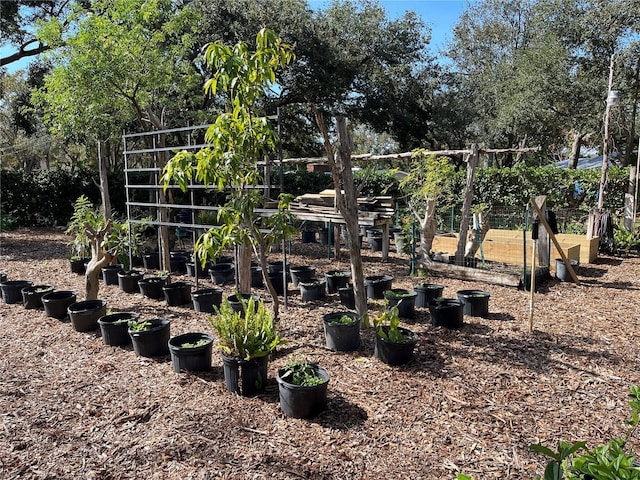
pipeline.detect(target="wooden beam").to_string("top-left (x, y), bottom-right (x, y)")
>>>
top-left (529, 199), bottom-right (580, 285)
top-left (421, 259), bottom-right (521, 287)
top-left (276, 146), bottom-right (541, 165)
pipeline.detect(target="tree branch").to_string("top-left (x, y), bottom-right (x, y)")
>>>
top-left (0, 40), bottom-right (51, 67)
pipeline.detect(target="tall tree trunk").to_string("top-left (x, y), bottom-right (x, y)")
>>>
top-left (624, 57), bottom-right (639, 167)
top-left (419, 199), bottom-right (437, 259)
top-left (455, 144), bottom-right (479, 263)
top-left (568, 132), bottom-right (585, 169)
top-left (312, 106), bottom-right (368, 325)
top-left (98, 140), bottom-right (112, 221)
top-left (85, 221), bottom-right (115, 300)
top-left (237, 242), bottom-right (252, 293)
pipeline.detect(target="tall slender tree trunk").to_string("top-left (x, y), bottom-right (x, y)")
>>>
top-left (568, 132), bottom-right (585, 169)
top-left (312, 106), bottom-right (368, 325)
top-left (98, 140), bottom-right (112, 221)
top-left (455, 144), bottom-right (479, 263)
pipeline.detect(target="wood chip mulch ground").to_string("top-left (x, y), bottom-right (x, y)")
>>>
top-left (1, 227), bottom-right (640, 479)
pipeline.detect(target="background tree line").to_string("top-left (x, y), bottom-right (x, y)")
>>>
top-left (1, 0), bottom-right (638, 199)
top-left (1, 165), bottom-right (629, 233)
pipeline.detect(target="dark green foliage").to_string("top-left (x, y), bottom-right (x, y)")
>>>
top-left (271, 167), bottom-right (332, 197)
top-left (0, 168), bottom-right (130, 227)
top-left (1, 164), bottom-right (630, 229)
top-left (353, 169), bottom-right (402, 199)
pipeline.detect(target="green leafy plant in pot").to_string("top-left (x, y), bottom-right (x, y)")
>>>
top-left (373, 303), bottom-right (418, 366)
top-left (276, 357), bottom-right (330, 419)
top-left (209, 295), bottom-right (283, 396)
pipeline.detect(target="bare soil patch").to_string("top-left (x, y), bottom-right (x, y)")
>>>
top-left (1, 227), bottom-right (640, 479)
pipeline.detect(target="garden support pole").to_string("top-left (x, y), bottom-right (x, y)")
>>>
top-left (529, 199), bottom-right (580, 285)
top-left (529, 238), bottom-right (536, 333)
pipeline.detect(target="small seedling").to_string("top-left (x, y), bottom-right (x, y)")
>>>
top-left (129, 320), bottom-right (152, 332)
top-left (180, 339), bottom-right (209, 348)
top-left (327, 314), bottom-right (357, 325)
top-left (280, 358), bottom-right (326, 387)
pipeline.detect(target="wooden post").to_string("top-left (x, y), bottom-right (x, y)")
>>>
top-left (455, 144), bottom-right (479, 263)
top-left (534, 196), bottom-right (550, 268)
top-left (529, 238), bottom-right (536, 333)
top-left (530, 199), bottom-right (580, 285)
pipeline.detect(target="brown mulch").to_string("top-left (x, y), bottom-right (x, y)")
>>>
top-left (1, 227), bottom-right (640, 480)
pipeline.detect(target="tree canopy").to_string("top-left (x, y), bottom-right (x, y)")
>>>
top-left (1, 0), bottom-right (639, 173)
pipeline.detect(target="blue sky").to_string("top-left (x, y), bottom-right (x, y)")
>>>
top-left (2, 0), bottom-right (470, 74)
top-left (308, 0), bottom-right (470, 54)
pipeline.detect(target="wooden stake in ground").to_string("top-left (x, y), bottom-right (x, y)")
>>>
top-left (529, 237), bottom-right (536, 333)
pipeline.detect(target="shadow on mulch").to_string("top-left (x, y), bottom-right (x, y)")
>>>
top-left (0, 229), bottom-right (70, 261)
top-left (429, 326), bottom-right (619, 377)
top-left (315, 392), bottom-right (368, 430)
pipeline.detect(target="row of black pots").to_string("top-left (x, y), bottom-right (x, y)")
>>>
top-left (322, 310), bottom-right (417, 366)
top-left (140, 252), bottom-right (235, 273)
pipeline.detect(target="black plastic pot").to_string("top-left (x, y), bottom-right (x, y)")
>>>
top-left (323, 312), bottom-right (361, 351)
top-left (368, 232), bottom-right (384, 252)
top-left (374, 326), bottom-right (418, 366)
top-left (69, 258), bottom-right (89, 274)
top-left (227, 293), bottom-right (261, 314)
top-left (138, 276), bottom-right (166, 299)
top-left (384, 289), bottom-right (417, 319)
top-left (169, 253), bottom-right (189, 274)
top-left (393, 231), bottom-right (405, 254)
top-left (68, 299), bottom-right (107, 332)
top-left (325, 270), bottom-right (351, 294)
top-left (186, 260), bottom-right (211, 278)
top-left (318, 228), bottom-right (330, 245)
top-left (250, 265), bottom-right (264, 288)
top-left (118, 270), bottom-right (143, 293)
top-left (267, 272), bottom-right (287, 296)
top-left (365, 275), bottom-right (393, 299)
top-left (1, 280), bottom-right (33, 304)
top-left (299, 279), bottom-right (326, 302)
top-left (301, 230), bottom-right (317, 243)
top-left (456, 289), bottom-right (490, 317)
top-left (556, 258), bottom-right (579, 282)
top-left (341, 228), bottom-right (363, 249)
top-left (221, 354), bottom-right (268, 396)
top-left (163, 281), bottom-right (192, 307)
top-left (290, 265), bottom-right (316, 287)
top-left (414, 283), bottom-right (444, 308)
top-left (428, 298), bottom-right (464, 329)
top-left (42, 290), bottom-right (77, 319)
top-left (215, 255), bottom-right (234, 265)
top-left (191, 288), bottom-right (223, 313)
top-left (98, 312), bottom-right (139, 346)
top-left (338, 285), bottom-right (355, 309)
top-left (128, 318), bottom-right (171, 357)
top-left (101, 264), bottom-right (123, 285)
top-left (209, 263), bottom-right (235, 285)
top-left (142, 252), bottom-right (160, 270)
top-left (276, 364), bottom-right (330, 419)
top-left (21, 285), bottom-right (54, 309)
top-left (168, 332), bottom-right (214, 373)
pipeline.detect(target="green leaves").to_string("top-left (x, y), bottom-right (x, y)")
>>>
top-left (529, 441), bottom-right (587, 480)
top-left (209, 296), bottom-right (282, 360)
top-left (530, 387), bottom-right (640, 479)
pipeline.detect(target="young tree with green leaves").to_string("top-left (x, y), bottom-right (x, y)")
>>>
top-left (35, 0), bottom-right (202, 268)
top-left (400, 153), bottom-right (456, 259)
top-left (162, 28), bottom-right (296, 318)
